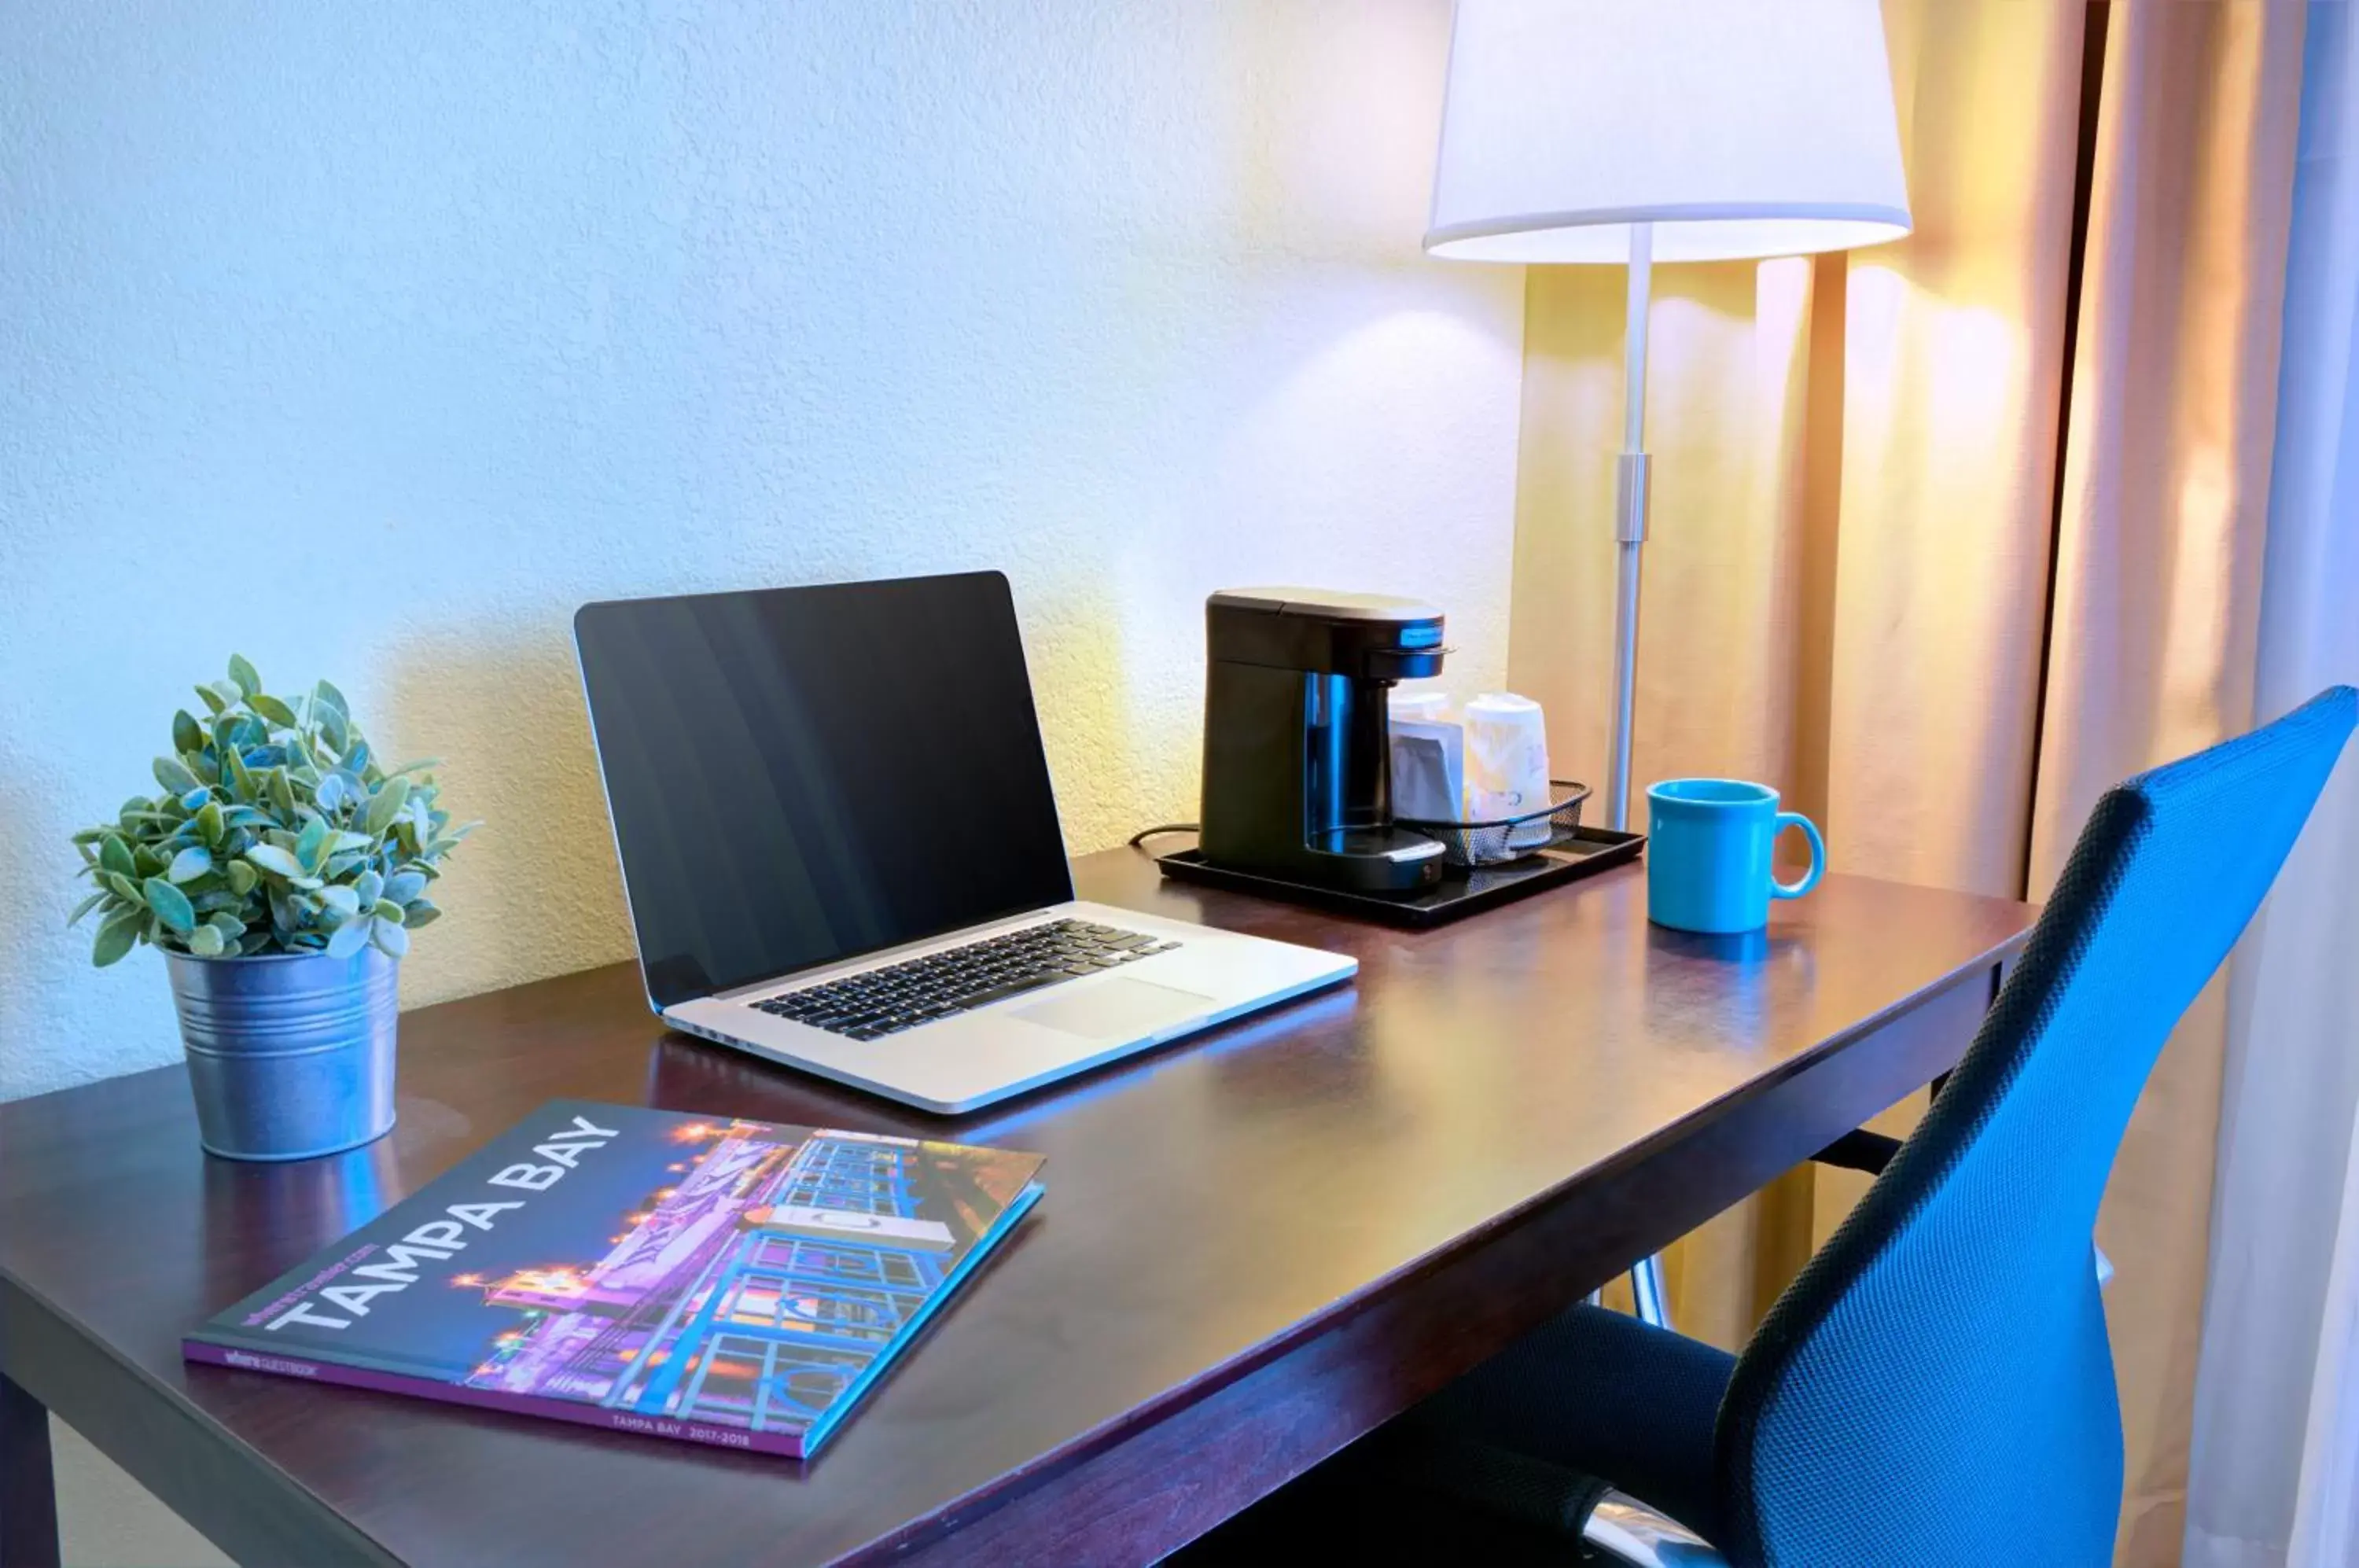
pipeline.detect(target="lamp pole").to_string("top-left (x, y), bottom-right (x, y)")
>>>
top-left (1605, 221), bottom-right (1653, 834)
top-left (1609, 222), bottom-right (1674, 1331)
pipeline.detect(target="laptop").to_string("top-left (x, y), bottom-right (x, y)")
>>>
top-left (573, 571), bottom-right (1356, 1113)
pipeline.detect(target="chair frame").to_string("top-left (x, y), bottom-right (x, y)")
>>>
top-left (1584, 1489), bottom-right (1731, 1566)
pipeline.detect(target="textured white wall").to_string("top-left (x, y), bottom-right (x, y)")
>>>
top-left (0, 1), bottom-right (1523, 1101)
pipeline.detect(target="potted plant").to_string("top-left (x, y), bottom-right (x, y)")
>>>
top-left (68, 657), bottom-right (475, 1161)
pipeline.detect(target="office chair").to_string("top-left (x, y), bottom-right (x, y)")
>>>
top-left (1204, 686), bottom-right (2357, 1567)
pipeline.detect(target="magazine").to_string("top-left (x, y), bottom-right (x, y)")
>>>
top-left (185, 1100), bottom-right (1043, 1458)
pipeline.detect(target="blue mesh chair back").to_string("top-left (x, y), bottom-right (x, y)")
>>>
top-left (1717, 686), bottom-right (2357, 1565)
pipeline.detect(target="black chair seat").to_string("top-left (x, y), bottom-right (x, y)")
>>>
top-left (1176, 1304), bottom-right (1731, 1565)
top-left (1397, 1301), bottom-right (1732, 1544)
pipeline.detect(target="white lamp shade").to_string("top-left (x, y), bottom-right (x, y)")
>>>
top-left (1427, 0), bottom-right (1911, 264)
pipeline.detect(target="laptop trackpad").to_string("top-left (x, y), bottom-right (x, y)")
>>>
top-left (1014, 978), bottom-right (1214, 1041)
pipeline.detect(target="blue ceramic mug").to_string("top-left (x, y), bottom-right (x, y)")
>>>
top-left (1645, 779), bottom-right (1825, 933)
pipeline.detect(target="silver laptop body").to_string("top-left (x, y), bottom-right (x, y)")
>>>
top-left (575, 572), bottom-right (1355, 1114)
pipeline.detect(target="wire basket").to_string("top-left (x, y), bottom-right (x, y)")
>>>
top-left (1396, 780), bottom-right (1592, 869)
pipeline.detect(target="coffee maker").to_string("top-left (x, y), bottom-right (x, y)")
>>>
top-left (1198, 587), bottom-right (1450, 896)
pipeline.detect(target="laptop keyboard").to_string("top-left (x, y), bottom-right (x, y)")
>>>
top-left (750, 918), bottom-right (1181, 1042)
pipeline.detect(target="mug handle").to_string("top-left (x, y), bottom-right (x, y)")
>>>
top-left (1771, 812), bottom-right (1825, 900)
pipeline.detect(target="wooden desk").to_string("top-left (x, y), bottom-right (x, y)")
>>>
top-left (0, 848), bottom-right (2032, 1567)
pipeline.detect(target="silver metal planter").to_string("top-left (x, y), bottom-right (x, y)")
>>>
top-left (164, 946), bottom-right (399, 1161)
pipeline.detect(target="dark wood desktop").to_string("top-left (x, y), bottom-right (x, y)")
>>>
top-left (0, 845), bottom-right (2033, 1567)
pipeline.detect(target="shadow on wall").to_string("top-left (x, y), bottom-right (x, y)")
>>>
top-left (0, 727), bottom-right (195, 1093)
top-left (440, 546), bottom-right (1281, 1010)
top-left (0, 756), bottom-right (49, 1065)
top-left (370, 580), bottom-right (1166, 1019)
top-left (1018, 574), bottom-right (1182, 856)
top-left (0, 747), bottom-right (175, 1095)
top-left (377, 624), bottom-right (634, 1011)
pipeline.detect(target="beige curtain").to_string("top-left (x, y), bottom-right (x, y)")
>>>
top-left (2037, 5), bottom-right (2306, 1559)
top-left (1505, 2), bottom-right (2303, 1559)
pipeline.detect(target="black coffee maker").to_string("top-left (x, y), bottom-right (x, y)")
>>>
top-left (1198, 587), bottom-right (1450, 896)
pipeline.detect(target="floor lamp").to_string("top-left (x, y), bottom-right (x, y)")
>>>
top-left (1424, 0), bottom-right (1912, 1328)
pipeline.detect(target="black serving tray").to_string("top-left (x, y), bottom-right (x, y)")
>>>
top-left (1154, 825), bottom-right (1644, 929)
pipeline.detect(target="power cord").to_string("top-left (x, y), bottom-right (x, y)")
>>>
top-left (1126, 823), bottom-right (1201, 847)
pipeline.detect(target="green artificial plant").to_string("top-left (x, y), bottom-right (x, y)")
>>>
top-left (68, 656), bottom-right (477, 966)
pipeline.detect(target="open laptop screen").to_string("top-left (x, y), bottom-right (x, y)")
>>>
top-left (574, 572), bottom-right (1074, 1010)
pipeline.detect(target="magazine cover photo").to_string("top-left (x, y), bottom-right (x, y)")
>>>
top-left (187, 1100), bottom-right (1044, 1456)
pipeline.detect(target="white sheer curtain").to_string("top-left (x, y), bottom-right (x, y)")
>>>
top-left (2184, 6), bottom-right (2359, 1566)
